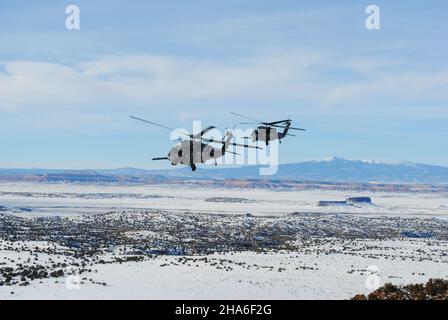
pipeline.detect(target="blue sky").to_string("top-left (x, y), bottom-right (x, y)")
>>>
top-left (0, 0), bottom-right (447, 169)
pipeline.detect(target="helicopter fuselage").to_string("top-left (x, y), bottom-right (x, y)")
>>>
top-left (251, 126), bottom-right (280, 145)
top-left (167, 141), bottom-right (225, 166)
top-left (131, 115), bottom-right (262, 172)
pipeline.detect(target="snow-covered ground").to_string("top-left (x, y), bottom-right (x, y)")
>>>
top-left (1, 182), bottom-right (448, 218)
top-left (2, 239), bottom-right (447, 300)
top-left (1, 182), bottom-right (448, 299)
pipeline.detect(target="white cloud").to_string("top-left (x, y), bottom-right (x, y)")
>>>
top-left (1, 52), bottom-right (448, 127)
top-left (0, 61), bottom-right (123, 111)
top-left (0, 52), bottom-right (322, 112)
top-left (325, 70), bottom-right (448, 106)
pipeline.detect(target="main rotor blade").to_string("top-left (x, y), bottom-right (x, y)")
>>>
top-left (267, 119), bottom-right (291, 125)
top-left (270, 123), bottom-right (306, 131)
top-left (202, 138), bottom-right (225, 144)
top-left (152, 157), bottom-right (169, 160)
top-left (204, 138), bottom-right (263, 150)
top-left (270, 124), bottom-right (288, 129)
top-left (230, 112), bottom-right (264, 124)
top-left (130, 116), bottom-right (191, 137)
top-left (230, 142), bottom-right (263, 149)
top-left (192, 126), bottom-right (216, 139)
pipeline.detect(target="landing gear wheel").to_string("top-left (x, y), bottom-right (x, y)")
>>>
top-left (190, 164), bottom-right (197, 171)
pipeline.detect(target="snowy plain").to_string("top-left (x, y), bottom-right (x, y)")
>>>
top-left (1, 182), bottom-right (448, 300)
top-left (1, 182), bottom-right (448, 218)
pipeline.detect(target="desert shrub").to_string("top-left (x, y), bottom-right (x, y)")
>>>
top-left (425, 278), bottom-right (448, 297)
top-left (352, 279), bottom-right (448, 300)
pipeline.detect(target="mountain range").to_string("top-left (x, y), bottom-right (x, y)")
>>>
top-left (1, 157), bottom-right (448, 184)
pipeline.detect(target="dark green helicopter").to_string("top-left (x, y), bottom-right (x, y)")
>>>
top-left (231, 112), bottom-right (306, 145)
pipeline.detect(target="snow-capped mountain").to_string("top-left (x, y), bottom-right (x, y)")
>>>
top-left (174, 156), bottom-right (448, 183)
top-left (1, 157), bottom-right (448, 184)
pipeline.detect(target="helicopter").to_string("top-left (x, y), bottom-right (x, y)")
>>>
top-left (130, 116), bottom-right (262, 171)
top-left (230, 112), bottom-right (305, 146)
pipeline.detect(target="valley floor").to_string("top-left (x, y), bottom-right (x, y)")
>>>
top-left (2, 238), bottom-right (448, 299)
top-left (1, 182), bottom-right (448, 299)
